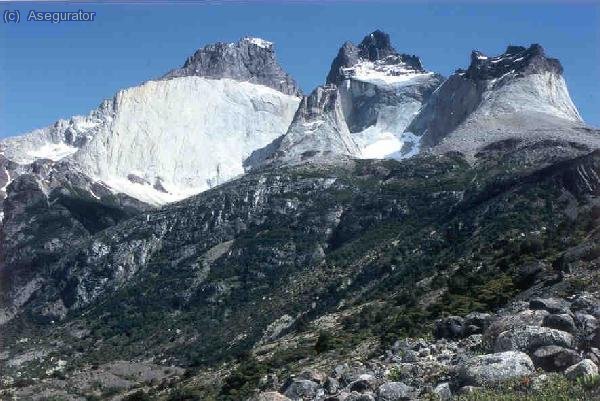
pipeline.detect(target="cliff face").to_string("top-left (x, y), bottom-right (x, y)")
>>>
top-left (406, 44), bottom-right (591, 155)
top-left (163, 37), bottom-right (301, 96)
top-left (0, 38), bottom-right (301, 207)
top-left (256, 30), bottom-right (444, 164)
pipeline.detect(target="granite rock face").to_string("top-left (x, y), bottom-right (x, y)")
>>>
top-left (251, 84), bottom-right (360, 166)
top-left (0, 39), bottom-right (300, 207)
top-left (326, 30), bottom-right (424, 86)
top-left (405, 44), bottom-right (598, 156)
top-left (254, 30), bottom-right (443, 165)
top-left (163, 37), bottom-right (301, 96)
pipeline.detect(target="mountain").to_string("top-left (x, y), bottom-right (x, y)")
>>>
top-left (163, 36), bottom-right (301, 97)
top-left (3, 143), bottom-right (600, 400)
top-left (0, 37), bottom-right (300, 208)
top-left (406, 44), bottom-right (596, 156)
top-left (256, 30), bottom-right (444, 164)
top-left (2, 31), bottom-right (600, 401)
top-left (0, 36), bottom-right (300, 329)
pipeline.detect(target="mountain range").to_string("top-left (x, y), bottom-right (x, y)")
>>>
top-left (1, 30), bottom-right (599, 401)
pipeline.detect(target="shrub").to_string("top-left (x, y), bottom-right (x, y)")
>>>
top-left (124, 390), bottom-right (152, 401)
top-left (315, 330), bottom-right (342, 353)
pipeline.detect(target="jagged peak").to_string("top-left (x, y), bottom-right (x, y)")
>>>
top-left (185, 36), bottom-right (275, 55)
top-left (162, 36), bottom-right (300, 96)
top-left (326, 30), bottom-right (426, 85)
top-left (239, 36), bottom-right (274, 50)
top-left (357, 30), bottom-right (396, 61)
top-left (464, 43), bottom-right (563, 80)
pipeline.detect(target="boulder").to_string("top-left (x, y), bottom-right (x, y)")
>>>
top-left (433, 382), bottom-right (452, 401)
top-left (571, 293), bottom-right (600, 315)
top-left (296, 369), bottom-right (326, 384)
top-left (434, 316), bottom-right (465, 339)
top-left (494, 326), bottom-right (573, 352)
top-left (324, 377), bottom-right (340, 394)
top-left (349, 376), bottom-right (375, 393)
top-left (529, 298), bottom-right (570, 314)
top-left (531, 345), bottom-right (581, 372)
top-left (464, 312), bottom-right (492, 335)
top-left (347, 392), bottom-right (376, 401)
top-left (457, 351), bottom-right (535, 386)
top-left (542, 314), bottom-right (576, 333)
top-left (282, 379), bottom-right (320, 400)
top-left (334, 364), bottom-right (369, 386)
top-left (564, 359), bottom-right (599, 380)
top-left (575, 313), bottom-right (599, 337)
top-left (482, 310), bottom-right (548, 350)
top-left (376, 382), bottom-right (414, 401)
top-left (250, 392), bottom-right (292, 401)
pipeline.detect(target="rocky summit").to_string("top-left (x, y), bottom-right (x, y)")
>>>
top-left (1, 30), bottom-right (600, 401)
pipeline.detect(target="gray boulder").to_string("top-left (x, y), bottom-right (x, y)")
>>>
top-left (457, 351), bottom-right (535, 386)
top-left (531, 345), bottom-right (581, 372)
top-left (324, 377), bottom-right (340, 394)
top-left (376, 382), bottom-right (414, 401)
top-left (433, 382), bottom-right (452, 401)
top-left (464, 312), bottom-right (493, 335)
top-left (494, 325), bottom-right (573, 352)
top-left (434, 316), bottom-right (465, 339)
top-left (564, 359), bottom-right (599, 380)
top-left (349, 375), bottom-right (376, 393)
top-left (282, 379), bottom-right (320, 400)
top-left (347, 392), bottom-right (376, 401)
top-left (482, 309), bottom-right (549, 350)
top-left (529, 298), bottom-right (570, 314)
top-left (542, 314), bottom-right (576, 333)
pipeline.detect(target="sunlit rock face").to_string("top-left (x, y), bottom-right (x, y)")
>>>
top-left (255, 30), bottom-right (444, 165)
top-left (0, 37), bottom-right (301, 206)
top-left (406, 44), bottom-right (594, 156)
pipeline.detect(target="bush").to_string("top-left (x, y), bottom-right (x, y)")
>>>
top-left (315, 330), bottom-right (342, 354)
top-left (124, 390), bottom-right (152, 401)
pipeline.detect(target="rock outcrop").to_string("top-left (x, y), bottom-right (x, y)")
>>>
top-left (163, 36), bottom-right (301, 96)
top-left (406, 44), bottom-right (598, 156)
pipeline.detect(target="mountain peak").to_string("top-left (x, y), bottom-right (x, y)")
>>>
top-left (162, 36), bottom-right (301, 96)
top-left (357, 30), bottom-right (396, 61)
top-left (465, 43), bottom-right (563, 80)
top-left (240, 36), bottom-right (273, 49)
top-left (326, 30), bottom-right (426, 85)
top-left (407, 43), bottom-right (586, 155)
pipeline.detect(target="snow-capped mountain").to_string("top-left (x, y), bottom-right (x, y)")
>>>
top-left (2, 34), bottom-right (598, 212)
top-left (0, 37), bottom-right (300, 207)
top-left (406, 44), bottom-right (596, 156)
top-left (258, 30), bottom-right (444, 164)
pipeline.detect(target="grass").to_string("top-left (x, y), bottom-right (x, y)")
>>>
top-left (457, 375), bottom-right (600, 401)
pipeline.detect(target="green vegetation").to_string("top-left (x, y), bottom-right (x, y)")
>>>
top-left (457, 375), bottom-right (600, 401)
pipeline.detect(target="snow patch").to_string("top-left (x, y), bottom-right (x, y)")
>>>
top-left (243, 37), bottom-right (273, 49)
top-left (360, 131), bottom-right (421, 160)
top-left (27, 143), bottom-right (78, 161)
top-left (103, 177), bottom-right (204, 206)
top-left (343, 60), bottom-right (434, 88)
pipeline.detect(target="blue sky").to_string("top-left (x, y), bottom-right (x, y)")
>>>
top-left (1, 2), bottom-right (599, 137)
